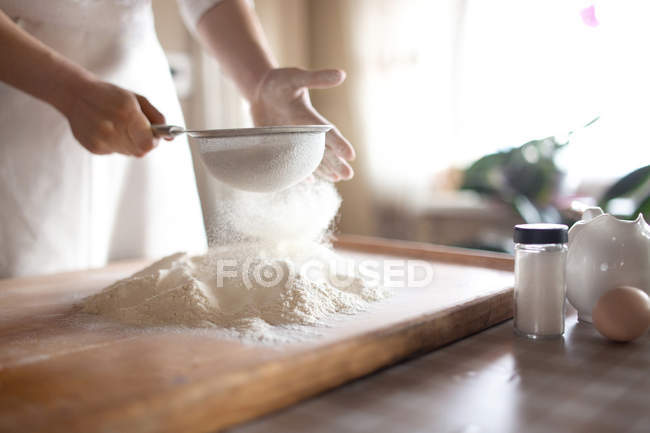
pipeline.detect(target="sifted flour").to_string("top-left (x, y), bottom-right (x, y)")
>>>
top-left (81, 181), bottom-right (391, 342)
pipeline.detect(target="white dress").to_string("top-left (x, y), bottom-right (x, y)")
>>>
top-left (0, 0), bottom-right (221, 278)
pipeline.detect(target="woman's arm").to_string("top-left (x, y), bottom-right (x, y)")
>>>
top-left (0, 11), bottom-right (163, 157)
top-left (0, 12), bottom-right (87, 115)
top-left (194, 0), bottom-right (354, 180)
top-left (193, 0), bottom-right (275, 102)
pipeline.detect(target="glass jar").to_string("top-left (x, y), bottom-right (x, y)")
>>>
top-left (513, 224), bottom-right (569, 339)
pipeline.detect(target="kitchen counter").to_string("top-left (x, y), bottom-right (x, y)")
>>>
top-left (228, 312), bottom-right (649, 433)
top-left (1, 238), bottom-right (647, 433)
top-left (0, 237), bottom-right (515, 433)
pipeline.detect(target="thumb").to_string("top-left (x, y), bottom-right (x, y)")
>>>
top-left (290, 68), bottom-right (346, 89)
top-left (135, 94), bottom-right (165, 125)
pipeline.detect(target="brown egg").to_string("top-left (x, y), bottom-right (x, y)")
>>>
top-left (592, 286), bottom-right (650, 342)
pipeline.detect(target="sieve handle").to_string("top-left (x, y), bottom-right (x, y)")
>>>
top-left (152, 124), bottom-right (186, 138)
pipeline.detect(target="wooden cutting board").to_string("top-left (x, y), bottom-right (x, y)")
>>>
top-left (0, 236), bottom-right (514, 433)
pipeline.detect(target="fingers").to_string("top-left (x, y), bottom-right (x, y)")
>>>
top-left (324, 149), bottom-right (353, 180)
top-left (299, 108), bottom-right (356, 162)
top-left (126, 113), bottom-right (157, 157)
top-left (313, 149), bottom-right (355, 182)
top-left (290, 68), bottom-right (346, 90)
top-left (69, 81), bottom-right (170, 157)
top-left (286, 104), bottom-right (356, 180)
top-left (136, 94), bottom-right (165, 125)
top-left (315, 164), bottom-right (339, 182)
top-left (326, 126), bottom-right (356, 161)
top-left (127, 94), bottom-right (166, 156)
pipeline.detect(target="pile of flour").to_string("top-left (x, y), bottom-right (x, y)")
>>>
top-left (81, 181), bottom-right (391, 342)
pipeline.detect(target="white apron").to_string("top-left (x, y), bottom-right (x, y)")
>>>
top-left (0, 0), bottom-right (207, 278)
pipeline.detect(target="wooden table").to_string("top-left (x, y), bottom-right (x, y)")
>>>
top-left (2, 236), bottom-right (647, 433)
top-left (0, 237), bottom-right (515, 433)
top-left (227, 311), bottom-right (650, 433)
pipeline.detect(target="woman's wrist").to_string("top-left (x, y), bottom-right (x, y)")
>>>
top-left (44, 57), bottom-right (96, 116)
top-left (248, 67), bottom-right (275, 105)
top-left (194, 0), bottom-right (277, 103)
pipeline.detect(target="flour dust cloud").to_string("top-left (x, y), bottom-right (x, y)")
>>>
top-left (81, 180), bottom-right (391, 343)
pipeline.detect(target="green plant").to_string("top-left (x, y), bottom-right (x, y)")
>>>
top-left (460, 136), bottom-right (566, 223)
top-left (460, 118), bottom-right (598, 224)
top-left (599, 165), bottom-right (650, 220)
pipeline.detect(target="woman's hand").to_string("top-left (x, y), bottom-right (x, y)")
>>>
top-left (250, 68), bottom-right (355, 181)
top-left (60, 79), bottom-right (165, 157)
top-left (194, 1), bottom-right (354, 181)
top-left (0, 12), bottom-right (164, 157)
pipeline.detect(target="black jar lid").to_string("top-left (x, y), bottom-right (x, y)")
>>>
top-left (513, 223), bottom-right (568, 244)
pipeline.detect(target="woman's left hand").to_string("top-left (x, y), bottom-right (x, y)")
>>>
top-left (250, 67), bottom-right (355, 182)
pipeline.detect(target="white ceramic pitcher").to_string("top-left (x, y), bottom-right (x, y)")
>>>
top-left (566, 207), bottom-right (650, 322)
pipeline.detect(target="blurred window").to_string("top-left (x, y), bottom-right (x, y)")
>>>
top-left (353, 0), bottom-right (649, 199)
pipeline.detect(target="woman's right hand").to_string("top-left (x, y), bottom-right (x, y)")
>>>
top-left (0, 11), bottom-right (165, 157)
top-left (60, 79), bottom-right (166, 157)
